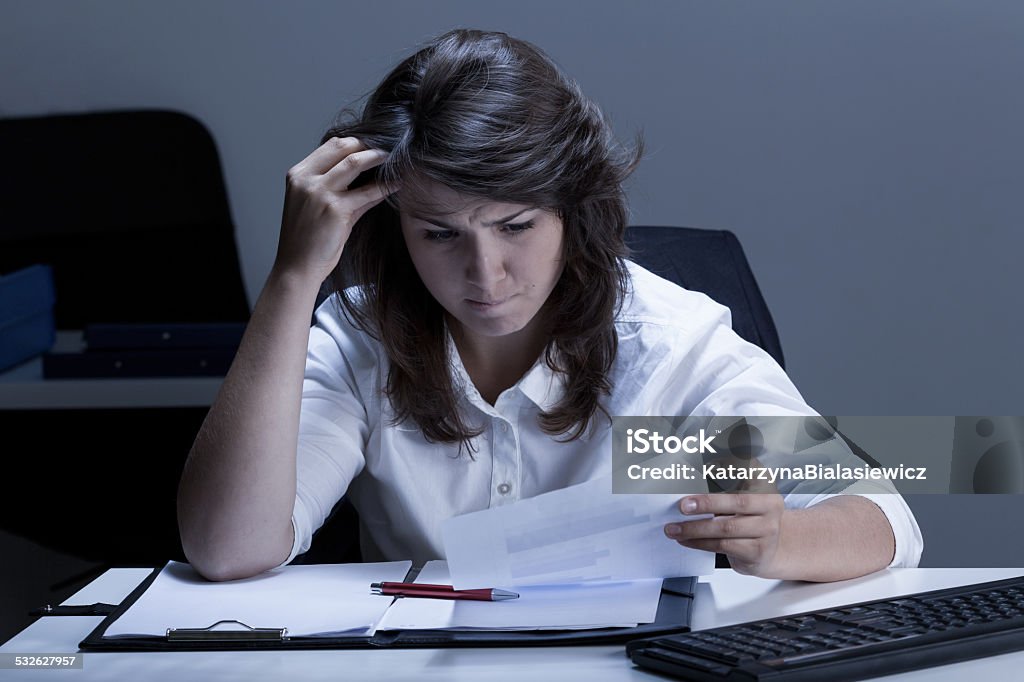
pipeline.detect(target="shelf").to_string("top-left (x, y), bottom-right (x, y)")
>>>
top-left (0, 331), bottom-right (222, 409)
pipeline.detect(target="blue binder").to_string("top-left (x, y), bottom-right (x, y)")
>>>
top-left (0, 264), bottom-right (56, 372)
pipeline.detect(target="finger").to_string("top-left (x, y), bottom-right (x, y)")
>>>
top-left (679, 492), bottom-right (778, 517)
top-left (665, 514), bottom-right (768, 541)
top-left (734, 476), bottom-right (779, 495)
top-left (327, 177), bottom-right (394, 213)
top-left (733, 457), bottom-right (780, 494)
top-left (673, 537), bottom-right (758, 559)
top-left (321, 148), bottom-right (389, 190)
top-left (336, 181), bottom-right (394, 225)
top-left (296, 136), bottom-right (368, 176)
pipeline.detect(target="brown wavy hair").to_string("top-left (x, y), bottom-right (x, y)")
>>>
top-left (320, 28), bottom-right (643, 448)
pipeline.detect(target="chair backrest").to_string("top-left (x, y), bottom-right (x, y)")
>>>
top-left (0, 110), bottom-right (250, 327)
top-left (625, 225), bottom-right (785, 369)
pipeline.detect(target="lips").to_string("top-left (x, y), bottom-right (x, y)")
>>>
top-left (466, 295), bottom-right (514, 309)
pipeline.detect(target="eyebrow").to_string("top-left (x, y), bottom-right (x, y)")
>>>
top-left (411, 207), bottom-right (535, 230)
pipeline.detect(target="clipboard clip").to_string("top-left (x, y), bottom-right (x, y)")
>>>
top-left (167, 619), bottom-right (288, 642)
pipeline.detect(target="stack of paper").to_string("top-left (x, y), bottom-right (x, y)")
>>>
top-left (105, 561), bottom-right (411, 638)
top-left (441, 475), bottom-right (714, 589)
top-left (376, 560), bottom-right (664, 631)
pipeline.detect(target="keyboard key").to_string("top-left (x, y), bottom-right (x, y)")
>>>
top-left (648, 647), bottom-right (732, 675)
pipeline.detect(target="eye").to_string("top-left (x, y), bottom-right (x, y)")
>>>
top-left (423, 229), bottom-right (457, 243)
top-left (502, 220), bottom-right (535, 235)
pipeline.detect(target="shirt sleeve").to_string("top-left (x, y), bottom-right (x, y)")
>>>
top-left (273, 294), bottom-right (373, 568)
top-left (784, 484), bottom-right (924, 568)
top-left (656, 295), bottom-right (924, 568)
top-left (657, 294), bottom-right (819, 418)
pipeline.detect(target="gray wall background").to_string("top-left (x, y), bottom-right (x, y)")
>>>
top-left (2, 1), bottom-right (1022, 566)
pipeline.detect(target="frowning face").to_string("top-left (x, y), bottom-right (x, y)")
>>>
top-left (398, 178), bottom-right (564, 344)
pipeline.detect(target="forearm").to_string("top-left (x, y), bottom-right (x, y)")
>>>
top-left (177, 267), bottom-right (321, 581)
top-left (773, 495), bottom-right (896, 582)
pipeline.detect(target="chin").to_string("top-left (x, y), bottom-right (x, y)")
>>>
top-left (465, 319), bottom-right (529, 338)
top-left (450, 311), bottom-right (531, 337)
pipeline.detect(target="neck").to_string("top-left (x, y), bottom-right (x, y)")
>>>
top-left (449, 312), bottom-right (552, 405)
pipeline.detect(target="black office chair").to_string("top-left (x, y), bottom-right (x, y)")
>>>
top-left (624, 226), bottom-right (784, 369)
top-left (0, 110), bottom-right (250, 326)
top-left (0, 110), bottom-right (250, 572)
top-left (296, 225), bottom-right (784, 565)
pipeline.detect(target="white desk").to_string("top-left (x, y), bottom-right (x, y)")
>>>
top-left (2, 568), bottom-right (1023, 681)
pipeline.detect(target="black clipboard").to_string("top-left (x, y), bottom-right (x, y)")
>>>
top-left (78, 566), bottom-right (696, 651)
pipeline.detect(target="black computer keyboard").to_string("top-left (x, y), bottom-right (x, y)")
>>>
top-left (627, 575), bottom-right (1024, 681)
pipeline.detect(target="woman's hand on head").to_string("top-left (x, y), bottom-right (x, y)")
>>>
top-left (273, 136), bottom-right (393, 285)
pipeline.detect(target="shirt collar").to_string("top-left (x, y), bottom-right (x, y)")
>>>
top-left (443, 323), bottom-right (566, 412)
top-left (517, 351), bottom-right (566, 412)
top-left (444, 326), bottom-right (476, 400)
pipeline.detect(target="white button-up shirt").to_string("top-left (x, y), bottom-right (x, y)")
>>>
top-left (280, 261), bottom-right (923, 568)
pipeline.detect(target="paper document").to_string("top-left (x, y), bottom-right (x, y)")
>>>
top-left (376, 560), bottom-right (664, 631)
top-left (105, 560), bottom-right (411, 638)
top-left (441, 476), bottom-right (714, 589)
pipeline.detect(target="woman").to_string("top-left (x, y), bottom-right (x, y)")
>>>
top-left (177, 29), bottom-right (922, 582)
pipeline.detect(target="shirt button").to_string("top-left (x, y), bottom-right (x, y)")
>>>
top-left (500, 423), bottom-right (509, 433)
top-left (497, 482), bottom-right (512, 495)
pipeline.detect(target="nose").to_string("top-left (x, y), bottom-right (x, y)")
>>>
top-left (464, 234), bottom-right (506, 293)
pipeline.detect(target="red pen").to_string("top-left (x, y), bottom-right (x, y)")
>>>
top-left (370, 581), bottom-right (519, 601)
